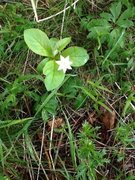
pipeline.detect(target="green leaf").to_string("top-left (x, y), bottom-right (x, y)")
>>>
top-left (35, 89), bottom-right (57, 116)
top-left (55, 37), bottom-right (71, 51)
top-left (61, 77), bottom-right (83, 97)
top-left (50, 38), bottom-right (59, 56)
top-left (117, 19), bottom-right (134, 28)
top-left (62, 46), bottom-right (89, 67)
top-left (100, 12), bottom-right (113, 21)
top-left (43, 61), bottom-right (65, 91)
top-left (24, 28), bottom-right (53, 57)
top-left (110, 2), bottom-right (122, 22)
top-left (50, 38), bottom-right (59, 47)
top-left (108, 28), bottom-right (125, 48)
top-left (49, 37), bottom-right (71, 56)
top-left (74, 93), bottom-right (87, 109)
top-left (36, 93), bottom-right (58, 118)
top-left (118, 7), bottom-right (135, 20)
top-left (43, 95), bottom-right (58, 115)
top-left (37, 58), bottom-right (49, 73)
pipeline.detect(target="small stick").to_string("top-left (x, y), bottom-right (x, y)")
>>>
top-left (60, 0), bottom-right (67, 39)
top-left (30, 0), bottom-right (80, 22)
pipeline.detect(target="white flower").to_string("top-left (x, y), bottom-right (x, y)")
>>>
top-left (56, 55), bottom-right (72, 73)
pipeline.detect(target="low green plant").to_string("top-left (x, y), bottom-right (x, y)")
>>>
top-left (0, 0), bottom-right (135, 179)
top-left (81, 2), bottom-right (135, 50)
top-left (116, 122), bottom-right (135, 147)
top-left (0, 3), bottom-right (34, 59)
top-left (81, 1), bottom-right (135, 70)
top-left (0, 74), bottom-right (42, 119)
top-left (76, 122), bottom-right (109, 179)
top-left (76, 80), bottom-right (113, 112)
top-left (24, 28), bottom-right (89, 91)
top-left (59, 77), bottom-right (87, 109)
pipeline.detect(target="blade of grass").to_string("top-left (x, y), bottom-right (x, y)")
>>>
top-left (0, 117), bottom-right (33, 129)
top-left (76, 86), bottom-right (112, 113)
top-left (62, 110), bottom-right (77, 169)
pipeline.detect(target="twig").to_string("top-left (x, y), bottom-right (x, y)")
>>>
top-left (30, 0), bottom-right (80, 23)
top-left (30, 138), bottom-right (49, 180)
top-left (54, 132), bottom-right (64, 166)
top-left (23, 133), bottom-right (34, 180)
top-left (86, 0), bottom-right (102, 10)
top-left (30, 0), bottom-right (38, 21)
top-left (23, 50), bottom-right (30, 74)
top-left (60, 0), bottom-right (67, 38)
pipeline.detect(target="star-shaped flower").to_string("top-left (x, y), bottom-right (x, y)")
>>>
top-left (56, 55), bottom-right (72, 73)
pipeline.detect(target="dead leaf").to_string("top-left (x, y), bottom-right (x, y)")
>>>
top-left (48, 118), bottom-right (64, 128)
top-left (131, 85), bottom-right (135, 91)
top-left (100, 110), bottom-right (116, 130)
top-left (132, 112), bottom-right (135, 120)
top-left (88, 111), bottom-right (96, 124)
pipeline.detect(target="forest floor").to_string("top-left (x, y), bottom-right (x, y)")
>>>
top-left (0, 0), bottom-right (135, 179)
